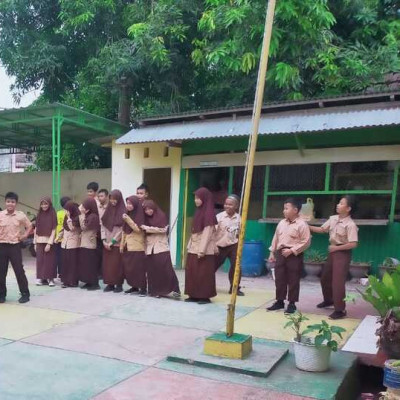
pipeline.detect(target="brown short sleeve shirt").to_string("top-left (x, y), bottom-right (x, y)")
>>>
top-left (0, 210), bottom-right (32, 244)
top-left (321, 215), bottom-right (358, 245)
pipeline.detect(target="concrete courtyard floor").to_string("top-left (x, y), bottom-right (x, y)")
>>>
top-left (0, 253), bottom-right (377, 400)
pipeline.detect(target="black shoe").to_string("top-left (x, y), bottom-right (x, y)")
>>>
top-left (113, 285), bottom-right (123, 293)
top-left (138, 289), bottom-right (147, 297)
top-left (285, 303), bottom-right (297, 314)
top-left (317, 301), bottom-right (334, 309)
top-left (237, 289), bottom-right (245, 296)
top-left (81, 284), bottom-right (90, 289)
top-left (0, 297), bottom-right (5, 304)
top-left (329, 310), bottom-right (347, 320)
top-left (103, 285), bottom-right (115, 292)
top-left (87, 284), bottom-right (100, 291)
top-left (184, 297), bottom-right (198, 302)
top-left (197, 299), bottom-right (211, 304)
top-left (18, 294), bottom-right (30, 304)
top-left (267, 300), bottom-right (285, 311)
top-left (124, 287), bottom-right (139, 294)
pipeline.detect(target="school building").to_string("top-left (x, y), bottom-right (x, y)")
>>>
top-left (112, 92), bottom-right (400, 273)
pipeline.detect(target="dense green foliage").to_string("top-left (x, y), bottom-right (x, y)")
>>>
top-left (0, 0), bottom-right (399, 169)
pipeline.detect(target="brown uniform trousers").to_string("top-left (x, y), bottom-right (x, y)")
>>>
top-left (0, 243), bottom-right (30, 298)
top-left (215, 243), bottom-right (241, 289)
top-left (274, 250), bottom-right (303, 303)
top-left (321, 250), bottom-right (351, 312)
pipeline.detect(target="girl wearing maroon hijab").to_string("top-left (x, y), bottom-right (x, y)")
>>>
top-left (120, 196), bottom-right (147, 296)
top-left (78, 197), bottom-right (101, 290)
top-left (101, 189), bottom-right (125, 293)
top-left (35, 197), bottom-right (57, 286)
top-left (60, 201), bottom-right (81, 288)
top-left (185, 187), bottom-right (218, 304)
top-left (142, 200), bottom-right (181, 298)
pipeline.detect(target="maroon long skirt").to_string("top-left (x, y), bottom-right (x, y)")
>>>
top-left (184, 253), bottom-right (216, 299)
top-left (122, 251), bottom-right (147, 290)
top-left (79, 248), bottom-right (100, 285)
top-left (36, 243), bottom-right (57, 280)
top-left (61, 248), bottom-right (79, 286)
top-left (102, 246), bottom-right (124, 285)
top-left (147, 251), bottom-right (180, 296)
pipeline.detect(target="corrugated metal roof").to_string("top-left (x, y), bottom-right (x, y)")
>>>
top-left (117, 104), bottom-right (400, 144)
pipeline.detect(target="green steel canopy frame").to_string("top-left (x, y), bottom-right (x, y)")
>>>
top-left (0, 103), bottom-right (127, 207)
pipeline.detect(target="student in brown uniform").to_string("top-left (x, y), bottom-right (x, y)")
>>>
top-left (79, 197), bottom-right (101, 290)
top-left (120, 195), bottom-right (147, 296)
top-left (96, 189), bottom-right (109, 278)
top-left (0, 192), bottom-right (32, 304)
top-left (308, 196), bottom-right (358, 320)
top-left (60, 201), bottom-right (81, 288)
top-left (267, 198), bottom-right (310, 314)
top-left (136, 184), bottom-right (149, 202)
top-left (185, 187), bottom-right (218, 304)
top-left (142, 200), bottom-right (181, 298)
top-left (87, 182), bottom-right (99, 199)
top-left (215, 194), bottom-right (244, 296)
top-left (101, 189), bottom-right (125, 293)
top-left (35, 196), bottom-right (57, 287)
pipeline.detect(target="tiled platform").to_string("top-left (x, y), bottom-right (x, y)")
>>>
top-left (0, 255), bottom-right (375, 399)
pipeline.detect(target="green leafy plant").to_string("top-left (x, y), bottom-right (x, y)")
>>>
top-left (284, 311), bottom-right (309, 342)
top-left (358, 267), bottom-right (400, 320)
top-left (284, 312), bottom-right (346, 351)
top-left (302, 320), bottom-right (346, 352)
top-left (304, 250), bottom-right (327, 263)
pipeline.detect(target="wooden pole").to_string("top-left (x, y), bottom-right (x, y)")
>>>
top-left (226, 0), bottom-right (277, 336)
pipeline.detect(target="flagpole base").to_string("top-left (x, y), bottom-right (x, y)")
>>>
top-left (204, 333), bottom-right (253, 359)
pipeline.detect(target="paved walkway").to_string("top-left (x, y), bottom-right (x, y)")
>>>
top-left (0, 253), bottom-right (376, 399)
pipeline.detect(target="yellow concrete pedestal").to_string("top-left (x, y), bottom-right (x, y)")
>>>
top-left (203, 333), bottom-right (253, 359)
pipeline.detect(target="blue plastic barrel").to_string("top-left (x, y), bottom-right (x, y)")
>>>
top-left (241, 240), bottom-right (265, 277)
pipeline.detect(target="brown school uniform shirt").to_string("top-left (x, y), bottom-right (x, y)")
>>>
top-left (34, 230), bottom-right (56, 245)
top-left (120, 216), bottom-right (145, 252)
top-left (79, 215), bottom-right (98, 250)
top-left (60, 219), bottom-right (81, 249)
top-left (102, 225), bottom-right (122, 247)
top-left (321, 215), bottom-right (358, 245)
top-left (215, 211), bottom-right (240, 248)
top-left (187, 225), bottom-right (218, 256)
top-left (0, 210), bottom-right (32, 244)
top-left (269, 217), bottom-right (310, 256)
top-left (142, 225), bottom-right (169, 255)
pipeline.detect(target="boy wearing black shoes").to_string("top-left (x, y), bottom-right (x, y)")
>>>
top-left (267, 198), bottom-right (310, 314)
top-left (0, 192), bottom-right (32, 304)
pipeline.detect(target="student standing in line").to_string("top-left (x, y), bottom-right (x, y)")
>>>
top-left (215, 194), bottom-right (244, 296)
top-left (136, 183), bottom-right (150, 202)
top-left (120, 196), bottom-right (147, 296)
top-left (96, 188), bottom-right (109, 278)
top-left (308, 196), bottom-right (358, 320)
top-left (0, 192), bottom-right (32, 304)
top-left (79, 197), bottom-right (101, 290)
top-left (87, 182), bottom-right (99, 199)
top-left (267, 198), bottom-right (310, 314)
top-left (60, 201), bottom-right (81, 288)
top-left (184, 187), bottom-right (218, 305)
top-left (55, 196), bottom-right (71, 279)
top-left (35, 196), bottom-right (57, 287)
top-left (101, 189), bottom-right (125, 293)
top-left (142, 200), bottom-right (181, 298)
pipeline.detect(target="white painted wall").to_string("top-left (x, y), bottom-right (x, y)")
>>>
top-left (112, 141), bottom-right (182, 264)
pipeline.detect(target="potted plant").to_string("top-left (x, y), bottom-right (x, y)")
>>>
top-left (284, 311), bottom-right (346, 372)
top-left (358, 266), bottom-right (400, 359)
top-left (379, 258), bottom-right (400, 279)
top-left (349, 260), bottom-right (371, 281)
top-left (303, 250), bottom-right (326, 280)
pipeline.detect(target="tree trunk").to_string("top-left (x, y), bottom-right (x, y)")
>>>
top-left (118, 76), bottom-right (132, 126)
